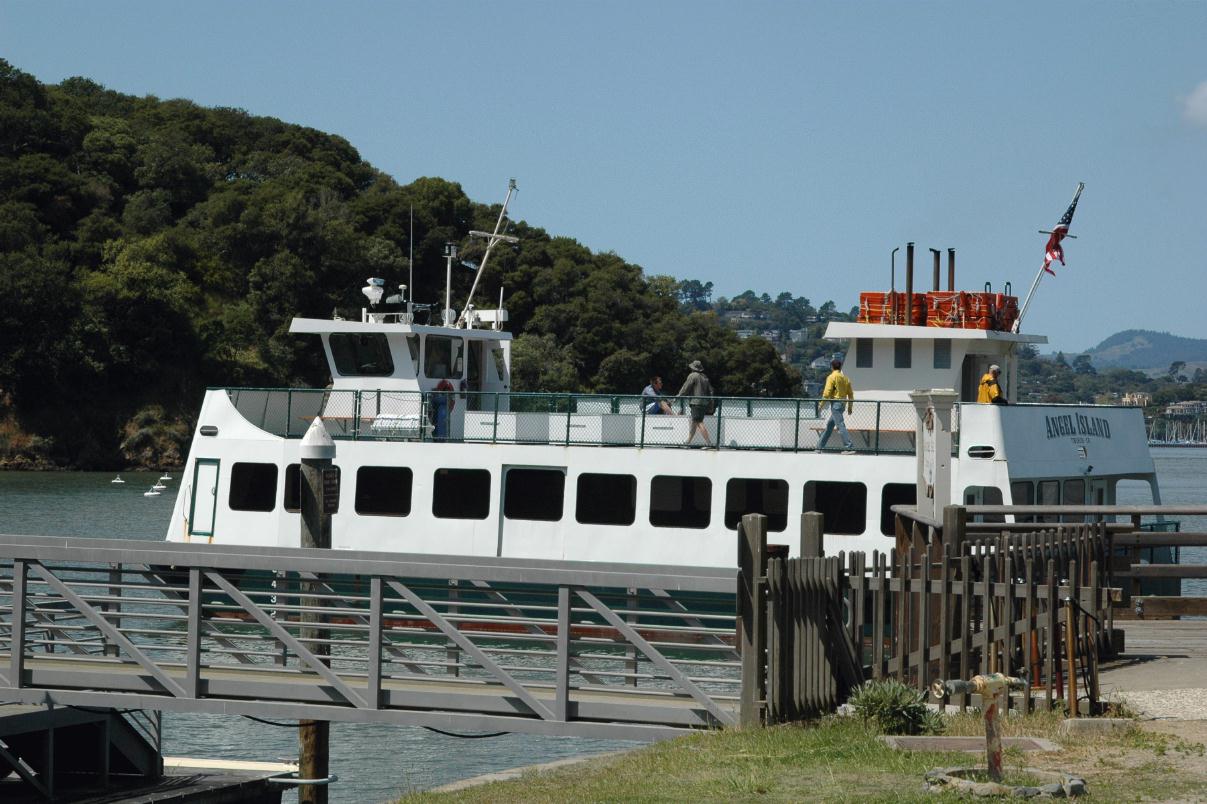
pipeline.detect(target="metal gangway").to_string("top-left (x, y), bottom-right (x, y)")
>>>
top-left (0, 535), bottom-right (739, 742)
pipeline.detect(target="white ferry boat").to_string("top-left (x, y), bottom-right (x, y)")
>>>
top-left (166, 240), bottom-right (1160, 565)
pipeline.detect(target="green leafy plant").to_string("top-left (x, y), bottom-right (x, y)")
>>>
top-left (846, 679), bottom-right (945, 736)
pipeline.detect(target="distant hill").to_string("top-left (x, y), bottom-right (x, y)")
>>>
top-left (1082, 330), bottom-right (1207, 370)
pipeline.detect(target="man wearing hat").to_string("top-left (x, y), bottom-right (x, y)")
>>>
top-left (977, 364), bottom-right (1008, 405)
top-left (677, 360), bottom-right (715, 446)
top-left (817, 357), bottom-right (856, 453)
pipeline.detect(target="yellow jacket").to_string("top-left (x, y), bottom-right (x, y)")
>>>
top-left (977, 372), bottom-right (1003, 404)
top-left (822, 370), bottom-right (854, 410)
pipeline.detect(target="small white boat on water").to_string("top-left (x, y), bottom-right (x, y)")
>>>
top-left (160, 473), bottom-right (172, 481)
top-left (144, 487), bottom-right (161, 497)
top-left (153, 481), bottom-right (167, 491)
top-left (111, 475), bottom-right (125, 484)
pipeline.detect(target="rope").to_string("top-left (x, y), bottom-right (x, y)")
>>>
top-left (422, 726), bottom-right (510, 739)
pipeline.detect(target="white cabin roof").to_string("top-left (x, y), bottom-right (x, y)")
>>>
top-left (823, 322), bottom-right (1047, 344)
top-left (289, 317), bottom-right (513, 341)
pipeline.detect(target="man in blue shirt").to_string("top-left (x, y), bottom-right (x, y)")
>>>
top-left (642, 375), bottom-right (672, 415)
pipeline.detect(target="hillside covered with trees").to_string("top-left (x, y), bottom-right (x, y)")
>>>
top-left (0, 61), bottom-right (798, 469)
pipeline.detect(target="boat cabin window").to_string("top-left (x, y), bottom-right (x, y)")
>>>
top-left (880, 483), bottom-right (916, 535)
top-left (576, 473), bottom-right (636, 526)
top-left (894, 339), bottom-right (912, 369)
top-left (650, 475), bottom-right (711, 529)
top-left (854, 339), bottom-right (873, 369)
top-left (963, 485), bottom-right (1004, 523)
top-left (405, 336), bottom-right (419, 373)
top-left (1062, 479), bottom-right (1085, 523)
top-left (725, 478), bottom-right (788, 532)
top-left (432, 468), bottom-right (490, 519)
top-left (356, 466), bottom-right (413, 517)
top-left (284, 463), bottom-right (301, 512)
top-left (1037, 480), bottom-right (1060, 522)
top-left (330, 333), bottom-right (394, 376)
top-left (490, 346), bottom-right (507, 381)
top-left (504, 468), bottom-right (565, 521)
top-left (424, 335), bottom-right (463, 379)
top-left (1010, 481), bottom-right (1035, 522)
top-left (803, 480), bottom-right (866, 535)
top-left (229, 462), bottom-right (278, 512)
top-left (933, 340), bottom-right (951, 370)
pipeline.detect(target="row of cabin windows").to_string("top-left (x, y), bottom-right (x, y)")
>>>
top-left (227, 462), bottom-right (917, 535)
top-left (853, 338), bottom-right (951, 370)
top-left (328, 333), bottom-right (506, 382)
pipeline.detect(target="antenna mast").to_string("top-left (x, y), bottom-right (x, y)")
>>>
top-left (458, 178), bottom-right (519, 327)
top-left (407, 205), bottom-right (414, 323)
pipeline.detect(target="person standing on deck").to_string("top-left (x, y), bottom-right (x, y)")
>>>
top-left (817, 358), bottom-right (856, 453)
top-left (677, 360), bottom-right (714, 447)
top-left (431, 377), bottom-right (456, 439)
top-left (977, 364), bottom-right (1008, 404)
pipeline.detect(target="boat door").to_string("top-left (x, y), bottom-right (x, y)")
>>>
top-left (188, 458), bottom-right (220, 541)
top-left (496, 465), bottom-right (568, 559)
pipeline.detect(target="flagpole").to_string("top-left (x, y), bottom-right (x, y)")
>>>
top-left (1012, 261), bottom-right (1049, 333)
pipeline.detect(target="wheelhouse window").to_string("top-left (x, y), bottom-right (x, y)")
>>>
top-left (356, 466), bottom-right (413, 516)
top-left (424, 335), bottom-right (464, 379)
top-left (329, 333), bottom-right (394, 376)
top-left (404, 336), bottom-right (420, 373)
top-left (229, 462), bottom-right (278, 512)
top-left (505, 468), bottom-right (565, 521)
top-left (284, 463), bottom-right (301, 512)
top-left (880, 483), bottom-right (917, 535)
top-left (725, 478), bottom-right (788, 531)
top-left (432, 468), bottom-right (490, 519)
top-left (894, 339), bottom-right (912, 369)
top-left (803, 480), bottom-right (866, 535)
top-left (933, 340), bottom-right (951, 370)
top-left (855, 339), bottom-right (873, 369)
top-left (650, 475), bottom-right (711, 529)
top-left (576, 473), bottom-right (636, 526)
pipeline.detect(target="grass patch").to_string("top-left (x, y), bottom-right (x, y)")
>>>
top-left (402, 710), bottom-right (1207, 802)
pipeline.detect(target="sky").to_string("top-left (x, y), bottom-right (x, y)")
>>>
top-left (3, 1), bottom-right (1206, 353)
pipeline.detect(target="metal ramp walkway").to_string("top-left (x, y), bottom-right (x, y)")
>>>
top-left (0, 535), bottom-right (739, 742)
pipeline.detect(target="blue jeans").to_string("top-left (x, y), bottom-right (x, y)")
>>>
top-left (818, 401), bottom-right (853, 450)
top-left (433, 400), bottom-right (450, 440)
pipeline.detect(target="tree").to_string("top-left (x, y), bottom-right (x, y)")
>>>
top-left (1072, 354), bottom-right (1096, 375)
top-left (676, 278), bottom-right (714, 311)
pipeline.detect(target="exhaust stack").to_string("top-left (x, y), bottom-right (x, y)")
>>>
top-left (905, 242), bottom-right (915, 326)
top-left (931, 248), bottom-right (941, 292)
top-left (947, 248), bottom-right (955, 291)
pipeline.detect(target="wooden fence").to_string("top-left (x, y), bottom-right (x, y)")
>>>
top-left (739, 510), bottom-right (1117, 726)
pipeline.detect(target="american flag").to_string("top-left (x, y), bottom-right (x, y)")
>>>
top-left (1043, 182), bottom-right (1085, 275)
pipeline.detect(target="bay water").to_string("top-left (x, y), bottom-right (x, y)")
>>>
top-left (1, 448), bottom-right (1203, 800)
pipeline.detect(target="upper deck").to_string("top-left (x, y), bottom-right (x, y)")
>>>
top-left (202, 387), bottom-right (1154, 478)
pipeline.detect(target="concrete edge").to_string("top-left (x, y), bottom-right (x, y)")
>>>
top-left (427, 750), bottom-right (632, 793)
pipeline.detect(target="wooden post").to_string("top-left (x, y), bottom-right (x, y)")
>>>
top-left (801, 511), bottom-right (824, 558)
top-left (1065, 559), bottom-right (1078, 717)
top-left (738, 513), bottom-right (768, 727)
top-left (299, 419), bottom-right (335, 804)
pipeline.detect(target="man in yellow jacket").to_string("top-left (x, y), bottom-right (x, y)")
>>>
top-left (817, 358), bottom-right (856, 453)
top-left (977, 364), bottom-right (1008, 405)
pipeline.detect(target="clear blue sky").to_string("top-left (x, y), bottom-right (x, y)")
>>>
top-left (4, 1), bottom-right (1206, 353)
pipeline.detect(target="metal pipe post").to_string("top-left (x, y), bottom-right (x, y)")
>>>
top-left (299, 419), bottom-right (336, 804)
